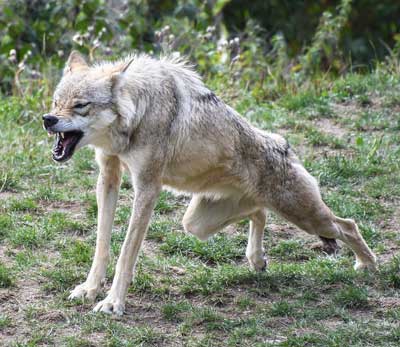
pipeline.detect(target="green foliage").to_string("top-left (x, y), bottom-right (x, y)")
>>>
top-left (379, 256), bottom-right (400, 289)
top-left (0, 0), bottom-right (111, 93)
top-left (9, 226), bottom-right (41, 249)
top-left (334, 285), bottom-right (369, 308)
top-left (224, 0), bottom-right (400, 68)
top-left (107, 325), bottom-right (164, 346)
top-left (1, 0), bottom-right (400, 96)
top-left (300, 0), bottom-right (353, 76)
top-left (61, 240), bottom-right (93, 266)
top-left (269, 300), bottom-right (295, 317)
top-left (9, 198), bottom-right (38, 212)
top-left (130, 262), bottom-right (157, 294)
top-left (269, 240), bottom-right (315, 261)
top-left (0, 314), bottom-right (12, 329)
top-left (41, 261), bottom-right (85, 293)
top-left (0, 261), bottom-right (13, 287)
top-left (154, 191), bottom-right (179, 214)
top-left (160, 232), bottom-right (245, 263)
top-left (0, 214), bottom-right (12, 239)
top-left (161, 301), bottom-right (192, 322)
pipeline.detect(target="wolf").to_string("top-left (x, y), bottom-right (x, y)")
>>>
top-left (42, 51), bottom-right (377, 315)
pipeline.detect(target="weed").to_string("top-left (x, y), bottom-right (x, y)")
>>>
top-left (304, 127), bottom-right (344, 148)
top-left (61, 239), bottom-right (93, 266)
top-left (9, 226), bottom-right (42, 249)
top-left (155, 191), bottom-right (179, 214)
top-left (234, 296), bottom-right (255, 310)
top-left (147, 220), bottom-right (175, 242)
top-left (63, 337), bottom-right (95, 347)
top-left (9, 197), bottom-right (38, 212)
top-left (107, 325), bottom-right (164, 346)
top-left (269, 240), bottom-right (315, 261)
top-left (334, 286), bottom-right (369, 309)
top-left (269, 300), bottom-right (296, 317)
top-left (130, 262), bottom-right (156, 294)
top-left (41, 262), bottom-right (85, 293)
top-left (160, 232), bottom-right (245, 263)
top-left (162, 301), bottom-right (192, 321)
top-left (0, 214), bottom-right (12, 239)
top-left (0, 314), bottom-right (12, 328)
top-left (0, 261), bottom-right (13, 287)
top-left (379, 256), bottom-right (400, 289)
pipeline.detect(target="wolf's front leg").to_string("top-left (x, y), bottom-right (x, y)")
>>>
top-left (69, 153), bottom-right (121, 302)
top-left (93, 183), bottom-right (160, 315)
top-left (246, 210), bottom-right (267, 271)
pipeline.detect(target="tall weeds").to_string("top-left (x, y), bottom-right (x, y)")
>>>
top-left (1, 0), bottom-right (398, 100)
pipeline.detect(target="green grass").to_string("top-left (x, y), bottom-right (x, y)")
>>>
top-left (161, 301), bottom-right (192, 321)
top-left (0, 72), bottom-right (399, 346)
top-left (160, 232), bottom-right (246, 263)
top-left (269, 240), bottom-right (316, 261)
top-left (0, 314), bottom-right (12, 329)
top-left (0, 261), bottom-right (13, 287)
top-left (334, 285), bottom-right (369, 309)
top-left (269, 300), bottom-right (296, 317)
top-left (41, 261), bottom-right (86, 293)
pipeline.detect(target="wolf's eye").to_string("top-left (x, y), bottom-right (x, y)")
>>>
top-left (74, 102), bottom-right (91, 109)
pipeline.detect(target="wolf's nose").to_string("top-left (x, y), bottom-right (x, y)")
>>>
top-left (42, 114), bottom-right (59, 128)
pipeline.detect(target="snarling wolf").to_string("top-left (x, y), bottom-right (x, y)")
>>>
top-left (43, 51), bottom-right (377, 315)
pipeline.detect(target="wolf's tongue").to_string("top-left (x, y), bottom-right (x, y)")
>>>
top-left (62, 136), bottom-right (73, 148)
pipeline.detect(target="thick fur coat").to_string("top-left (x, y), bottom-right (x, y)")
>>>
top-left (42, 51), bottom-right (377, 315)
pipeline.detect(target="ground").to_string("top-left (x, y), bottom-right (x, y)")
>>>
top-left (0, 72), bottom-right (399, 346)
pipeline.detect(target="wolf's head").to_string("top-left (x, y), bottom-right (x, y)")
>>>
top-left (43, 51), bottom-right (131, 162)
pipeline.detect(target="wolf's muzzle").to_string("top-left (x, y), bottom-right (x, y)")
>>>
top-left (42, 114), bottom-right (59, 129)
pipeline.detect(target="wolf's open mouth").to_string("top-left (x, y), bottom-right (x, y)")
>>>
top-left (52, 131), bottom-right (83, 162)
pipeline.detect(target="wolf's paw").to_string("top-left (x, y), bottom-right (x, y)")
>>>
top-left (93, 295), bottom-right (125, 316)
top-left (68, 282), bottom-right (100, 302)
top-left (354, 256), bottom-right (377, 272)
top-left (247, 254), bottom-right (268, 272)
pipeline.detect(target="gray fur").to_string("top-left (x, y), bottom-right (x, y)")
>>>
top-left (44, 51), bottom-right (377, 315)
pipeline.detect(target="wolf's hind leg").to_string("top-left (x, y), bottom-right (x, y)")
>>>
top-left (69, 152), bottom-right (121, 301)
top-left (183, 195), bottom-right (267, 271)
top-left (271, 164), bottom-right (376, 271)
top-left (330, 216), bottom-right (377, 270)
top-left (182, 194), bottom-right (258, 241)
top-left (246, 210), bottom-right (267, 271)
top-left (306, 215), bottom-right (376, 270)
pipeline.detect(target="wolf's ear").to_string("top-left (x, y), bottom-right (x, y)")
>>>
top-left (64, 51), bottom-right (89, 74)
top-left (110, 57), bottom-right (134, 88)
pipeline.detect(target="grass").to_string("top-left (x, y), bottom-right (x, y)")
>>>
top-left (0, 261), bottom-right (13, 288)
top-left (334, 286), bottom-right (369, 309)
top-left (0, 71), bottom-right (399, 346)
top-left (160, 232), bottom-right (246, 263)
